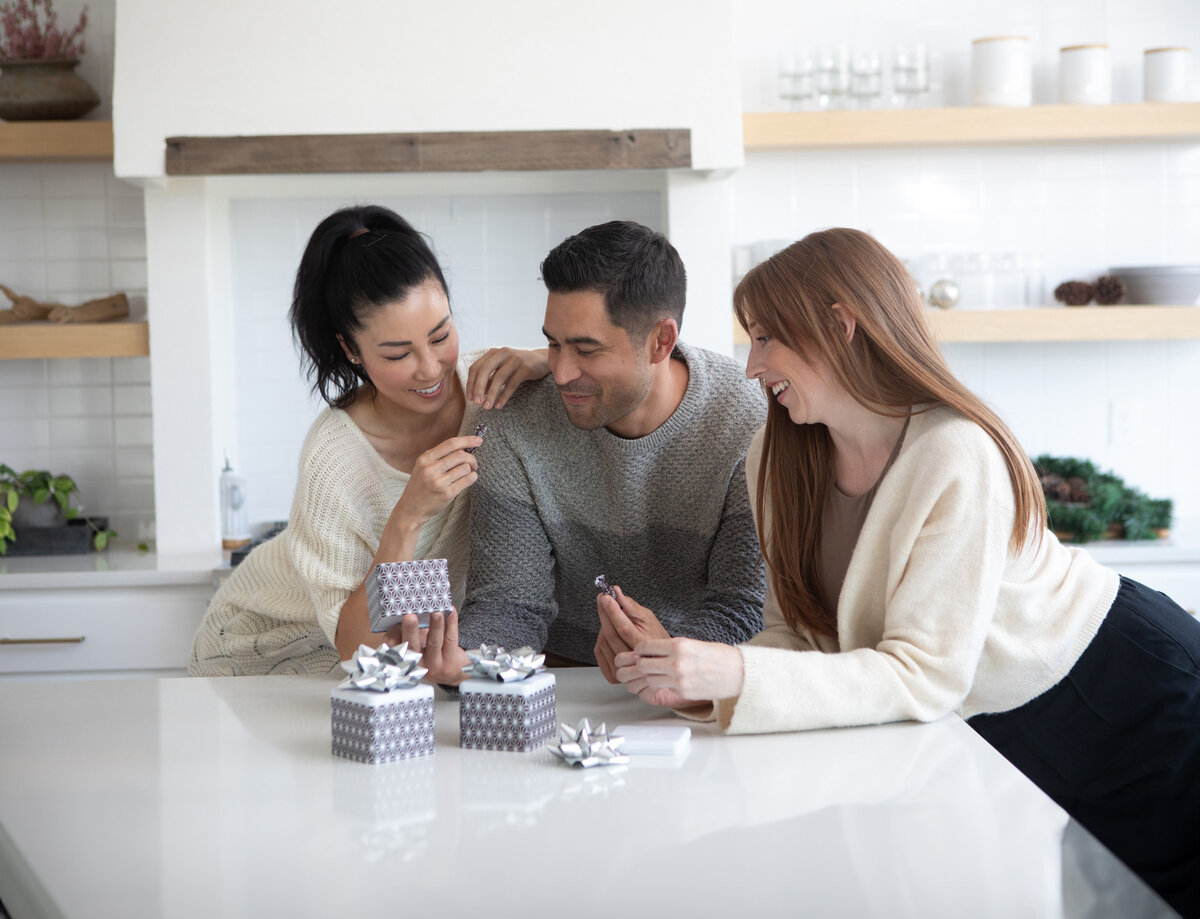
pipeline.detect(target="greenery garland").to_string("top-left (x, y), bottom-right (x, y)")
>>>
top-left (1033, 455), bottom-right (1172, 543)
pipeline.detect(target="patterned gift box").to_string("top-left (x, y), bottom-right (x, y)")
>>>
top-left (459, 672), bottom-right (557, 752)
top-left (331, 682), bottom-right (435, 764)
top-left (367, 559), bottom-right (452, 631)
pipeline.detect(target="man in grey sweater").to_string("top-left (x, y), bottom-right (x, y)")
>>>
top-left (412, 221), bottom-right (766, 682)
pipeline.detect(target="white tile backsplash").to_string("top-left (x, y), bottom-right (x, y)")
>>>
top-left (0, 107), bottom-right (153, 541)
top-left (48, 386), bottom-right (114, 417)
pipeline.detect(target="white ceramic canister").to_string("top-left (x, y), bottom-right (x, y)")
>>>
top-left (972, 36), bottom-right (1032, 106)
top-left (1144, 46), bottom-right (1191, 102)
top-left (1059, 44), bottom-right (1111, 104)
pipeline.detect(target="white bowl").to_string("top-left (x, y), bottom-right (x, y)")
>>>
top-left (1108, 265), bottom-right (1200, 305)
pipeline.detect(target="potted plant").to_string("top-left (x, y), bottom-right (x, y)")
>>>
top-left (0, 464), bottom-right (116, 555)
top-left (0, 0), bottom-right (97, 121)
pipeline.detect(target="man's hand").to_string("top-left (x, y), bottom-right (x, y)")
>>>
top-left (401, 609), bottom-right (470, 685)
top-left (593, 586), bottom-right (669, 683)
top-left (614, 638), bottom-right (745, 707)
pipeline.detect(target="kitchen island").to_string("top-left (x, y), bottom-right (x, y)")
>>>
top-left (0, 670), bottom-right (1176, 918)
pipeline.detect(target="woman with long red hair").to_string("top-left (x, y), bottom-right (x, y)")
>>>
top-left (608, 228), bottom-right (1199, 917)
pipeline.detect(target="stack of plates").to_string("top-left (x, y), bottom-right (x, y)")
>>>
top-left (1109, 265), bottom-right (1200, 305)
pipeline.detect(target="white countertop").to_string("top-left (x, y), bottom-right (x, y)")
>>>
top-left (0, 548), bottom-right (222, 589)
top-left (0, 670), bottom-right (1175, 919)
top-left (2, 540), bottom-right (1195, 593)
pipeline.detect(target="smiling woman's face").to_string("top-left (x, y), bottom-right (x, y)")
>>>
top-left (342, 279), bottom-right (460, 416)
top-left (743, 319), bottom-right (840, 428)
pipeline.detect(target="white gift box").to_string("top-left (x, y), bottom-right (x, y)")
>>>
top-left (331, 682), bottom-right (435, 764)
top-left (367, 559), bottom-right (453, 631)
top-left (459, 671), bottom-right (557, 752)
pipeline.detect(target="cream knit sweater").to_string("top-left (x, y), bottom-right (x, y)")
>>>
top-left (718, 405), bottom-right (1119, 734)
top-left (188, 354), bottom-right (479, 677)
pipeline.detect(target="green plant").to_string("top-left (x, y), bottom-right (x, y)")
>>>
top-left (0, 463), bottom-right (116, 554)
top-left (1033, 455), bottom-right (1173, 543)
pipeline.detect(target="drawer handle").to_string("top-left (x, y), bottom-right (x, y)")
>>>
top-left (0, 636), bottom-right (86, 645)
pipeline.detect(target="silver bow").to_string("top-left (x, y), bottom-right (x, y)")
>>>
top-left (548, 718), bottom-right (628, 768)
top-left (462, 644), bottom-right (546, 682)
top-left (338, 642), bottom-right (428, 692)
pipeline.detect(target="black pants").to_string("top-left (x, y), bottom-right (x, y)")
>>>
top-left (969, 578), bottom-right (1200, 918)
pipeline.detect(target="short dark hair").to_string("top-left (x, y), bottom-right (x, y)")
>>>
top-left (289, 205), bottom-right (448, 408)
top-left (539, 220), bottom-right (685, 340)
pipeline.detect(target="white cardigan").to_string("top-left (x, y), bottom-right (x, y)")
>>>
top-left (719, 406), bottom-right (1118, 734)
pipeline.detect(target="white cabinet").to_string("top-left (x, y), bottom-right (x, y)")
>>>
top-left (0, 551), bottom-right (217, 679)
top-left (1086, 544), bottom-right (1200, 617)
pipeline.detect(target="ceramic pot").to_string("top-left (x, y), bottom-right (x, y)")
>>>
top-left (11, 498), bottom-right (65, 530)
top-left (971, 36), bottom-right (1032, 107)
top-left (0, 58), bottom-right (100, 121)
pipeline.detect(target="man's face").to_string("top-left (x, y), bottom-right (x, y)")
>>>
top-left (542, 290), bottom-right (653, 433)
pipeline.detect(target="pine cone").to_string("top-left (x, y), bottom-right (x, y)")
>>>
top-left (1054, 280), bottom-right (1094, 307)
top-left (1094, 275), bottom-right (1126, 306)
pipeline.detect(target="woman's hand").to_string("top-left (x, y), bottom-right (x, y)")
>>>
top-left (401, 609), bottom-right (470, 685)
top-left (614, 638), bottom-right (745, 708)
top-left (466, 348), bottom-right (550, 409)
top-left (393, 435), bottom-right (480, 528)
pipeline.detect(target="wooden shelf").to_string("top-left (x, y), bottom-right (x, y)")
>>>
top-left (928, 306), bottom-right (1200, 342)
top-left (0, 120), bottom-right (113, 161)
top-left (0, 321), bottom-right (149, 359)
top-left (732, 307), bottom-right (1200, 345)
top-left (743, 103), bottom-right (1200, 150)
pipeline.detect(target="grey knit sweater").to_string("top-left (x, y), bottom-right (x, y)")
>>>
top-left (460, 342), bottom-right (767, 662)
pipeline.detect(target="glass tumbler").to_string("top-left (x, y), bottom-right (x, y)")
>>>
top-left (778, 50), bottom-right (817, 110)
top-left (892, 43), bottom-right (930, 106)
top-left (815, 44), bottom-right (850, 109)
top-left (850, 47), bottom-right (883, 109)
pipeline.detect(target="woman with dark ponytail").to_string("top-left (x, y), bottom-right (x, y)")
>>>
top-left (190, 205), bottom-right (547, 676)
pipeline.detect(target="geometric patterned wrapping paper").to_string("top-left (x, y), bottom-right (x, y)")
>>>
top-left (331, 683), bottom-right (435, 764)
top-left (459, 672), bottom-right (557, 752)
top-left (367, 559), bottom-right (453, 631)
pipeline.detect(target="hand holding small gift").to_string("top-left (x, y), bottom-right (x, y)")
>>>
top-left (593, 580), bottom-right (670, 682)
top-left (388, 434), bottom-right (481, 540)
top-left (614, 637), bottom-right (745, 710)
top-left (401, 609), bottom-right (471, 685)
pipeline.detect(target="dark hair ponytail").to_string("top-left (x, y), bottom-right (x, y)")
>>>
top-left (289, 205), bottom-right (449, 409)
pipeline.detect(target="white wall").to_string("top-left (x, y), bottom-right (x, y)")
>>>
top-left (112, 0), bottom-right (743, 177)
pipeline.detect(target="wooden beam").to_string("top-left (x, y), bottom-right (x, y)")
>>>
top-left (165, 129), bottom-right (691, 175)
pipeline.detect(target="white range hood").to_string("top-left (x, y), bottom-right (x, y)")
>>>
top-left (113, 0), bottom-right (743, 180)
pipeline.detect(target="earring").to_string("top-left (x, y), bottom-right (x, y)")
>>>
top-left (348, 357), bottom-right (360, 365)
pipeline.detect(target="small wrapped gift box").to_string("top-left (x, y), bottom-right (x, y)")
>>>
top-left (459, 645), bottom-right (556, 752)
top-left (367, 559), bottom-right (452, 631)
top-left (331, 643), bottom-right (435, 764)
